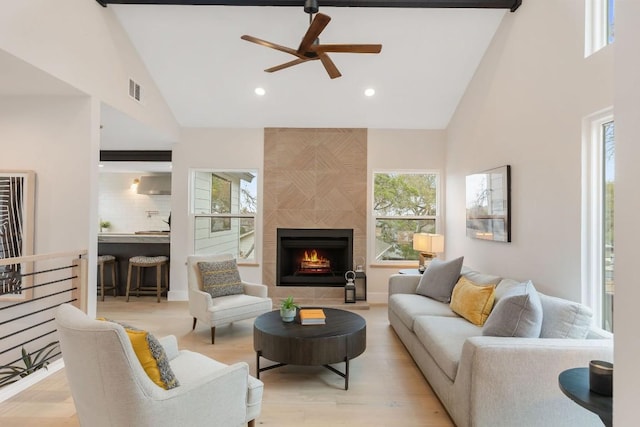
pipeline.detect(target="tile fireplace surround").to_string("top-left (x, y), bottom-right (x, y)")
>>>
top-left (263, 128), bottom-right (367, 302)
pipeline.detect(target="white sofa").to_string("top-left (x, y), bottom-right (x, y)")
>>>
top-left (388, 267), bottom-right (613, 427)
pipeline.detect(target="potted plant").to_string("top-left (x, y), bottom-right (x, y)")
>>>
top-left (0, 342), bottom-right (59, 388)
top-left (99, 220), bottom-right (111, 233)
top-left (280, 296), bottom-right (299, 322)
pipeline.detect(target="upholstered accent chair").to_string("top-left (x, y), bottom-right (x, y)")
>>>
top-left (55, 303), bottom-right (263, 427)
top-left (187, 254), bottom-right (272, 344)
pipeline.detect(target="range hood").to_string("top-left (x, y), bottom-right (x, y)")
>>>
top-left (137, 174), bottom-right (171, 195)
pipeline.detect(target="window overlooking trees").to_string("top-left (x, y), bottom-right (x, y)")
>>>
top-left (372, 172), bottom-right (440, 263)
top-left (583, 110), bottom-right (614, 332)
top-left (192, 170), bottom-right (257, 261)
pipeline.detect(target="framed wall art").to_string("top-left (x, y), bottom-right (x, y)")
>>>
top-left (465, 165), bottom-right (511, 243)
top-left (0, 170), bottom-right (36, 301)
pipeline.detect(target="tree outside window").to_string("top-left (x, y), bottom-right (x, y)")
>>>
top-left (210, 175), bottom-right (231, 232)
top-left (373, 172), bottom-right (439, 262)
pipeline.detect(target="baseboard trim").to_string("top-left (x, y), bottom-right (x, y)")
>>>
top-left (0, 359), bottom-right (65, 403)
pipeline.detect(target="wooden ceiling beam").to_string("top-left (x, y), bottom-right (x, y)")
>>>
top-left (96, 0), bottom-right (522, 13)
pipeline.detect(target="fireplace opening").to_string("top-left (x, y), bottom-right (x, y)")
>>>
top-left (277, 228), bottom-right (353, 287)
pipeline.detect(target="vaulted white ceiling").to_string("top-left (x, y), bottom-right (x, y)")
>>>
top-left (109, 5), bottom-right (505, 131)
top-left (0, 5), bottom-right (508, 152)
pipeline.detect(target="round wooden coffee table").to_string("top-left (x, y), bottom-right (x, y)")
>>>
top-left (254, 308), bottom-right (366, 390)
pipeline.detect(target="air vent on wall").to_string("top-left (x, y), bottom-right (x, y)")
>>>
top-left (128, 78), bottom-right (141, 102)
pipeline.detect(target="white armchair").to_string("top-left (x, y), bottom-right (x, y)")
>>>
top-left (55, 303), bottom-right (263, 427)
top-left (187, 254), bottom-right (272, 344)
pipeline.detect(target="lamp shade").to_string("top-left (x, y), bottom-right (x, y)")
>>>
top-left (412, 233), bottom-right (444, 253)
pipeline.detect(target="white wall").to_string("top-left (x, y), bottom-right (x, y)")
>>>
top-left (0, 0), bottom-right (179, 142)
top-left (98, 173), bottom-right (171, 233)
top-left (613, 0), bottom-right (640, 422)
top-left (445, 0), bottom-right (613, 300)
top-left (170, 128), bottom-right (447, 303)
top-left (367, 129), bottom-right (447, 303)
top-left (0, 95), bottom-right (100, 315)
top-left (169, 128), bottom-right (264, 300)
top-left (0, 1), bottom-right (182, 315)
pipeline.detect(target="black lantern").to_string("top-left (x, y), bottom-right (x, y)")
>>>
top-left (344, 270), bottom-right (356, 303)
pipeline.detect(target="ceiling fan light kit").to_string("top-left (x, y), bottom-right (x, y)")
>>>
top-left (241, 3), bottom-right (382, 79)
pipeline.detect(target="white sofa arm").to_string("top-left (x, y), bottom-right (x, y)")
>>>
top-left (453, 336), bottom-right (613, 427)
top-left (146, 361), bottom-right (253, 426)
top-left (242, 281), bottom-right (269, 298)
top-left (188, 288), bottom-right (212, 320)
top-left (388, 273), bottom-right (421, 296)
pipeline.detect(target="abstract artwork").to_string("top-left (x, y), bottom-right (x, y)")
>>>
top-left (0, 171), bottom-right (35, 300)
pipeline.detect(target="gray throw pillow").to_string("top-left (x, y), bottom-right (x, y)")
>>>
top-left (482, 280), bottom-right (543, 337)
top-left (415, 257), bottom-right (464, 303)
top-left (538, 293), bottom-right (593, 338)
top-left (198, 259), bottom-right (244, 298)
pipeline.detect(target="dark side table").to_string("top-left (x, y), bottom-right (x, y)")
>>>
top-left (559, 367), bottom-right (612, 427)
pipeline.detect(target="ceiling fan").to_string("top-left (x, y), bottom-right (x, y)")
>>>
top-left (240, 1), bottom-right (382, 79)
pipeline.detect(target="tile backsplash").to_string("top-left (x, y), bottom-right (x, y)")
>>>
top-left (98, 173), bottom-right (171, 233)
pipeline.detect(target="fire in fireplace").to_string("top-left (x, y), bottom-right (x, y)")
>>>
top-left (300, 250), bottom-right (331, 273)
top-left (277, 228), bottom-right (353, 287)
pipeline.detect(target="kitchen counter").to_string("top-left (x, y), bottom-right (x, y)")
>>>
top-left (98, 233), bottom-right (171, 296)
top-left (98, 233), bottom-right (170, 244)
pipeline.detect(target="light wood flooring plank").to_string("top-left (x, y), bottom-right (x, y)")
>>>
top-left (0, 298), bottom-right (453, 427)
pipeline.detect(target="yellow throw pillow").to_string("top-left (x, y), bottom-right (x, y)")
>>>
top-left (450, 277), bottom-right (496, 326)
top-left (125, 329), bottom-right (165, 388)
top-left (98, 318), bottom-right (179, 390)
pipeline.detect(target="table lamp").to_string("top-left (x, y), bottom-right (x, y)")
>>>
top-left (413, 233), bottom-right (444, 272)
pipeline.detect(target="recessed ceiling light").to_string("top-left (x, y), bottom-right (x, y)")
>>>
top-left (255, 87), bottom-right (266, 96)
top-left (364, 88), bottom-right (375, 97)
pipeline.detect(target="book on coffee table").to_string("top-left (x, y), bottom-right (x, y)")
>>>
top-left (299, 308), bottom-right (326, 325)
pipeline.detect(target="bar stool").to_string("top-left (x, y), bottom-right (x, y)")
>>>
top-left (97, 255), bottom-right (118, 301)
top-left (125, 256), bottom-right (169, 303)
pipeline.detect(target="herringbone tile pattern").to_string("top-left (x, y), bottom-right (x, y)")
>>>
top-left (264, 128), bottom-right (367, 300)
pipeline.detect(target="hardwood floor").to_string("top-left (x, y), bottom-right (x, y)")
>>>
top-left (0, 298), bottom-right (454, 427)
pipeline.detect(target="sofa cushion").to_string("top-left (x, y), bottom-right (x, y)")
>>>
top-left (413, 315), bottom-right (482, 381)
top-left (450, 277), bottom-right (496, 326)
top-left (482, 280), bottom-right (543, 337)
top-left (198, 259), bottom-right (244, 298)
top-left (416, 257), bottom-right (464, 303)
top-left (389, 294), bottom-right (458, 331)
top-left (538, 293), bottom-right (593, 338)
top-left (493, 278), bottom-right (522, 303)
top-left (460, 266), bottom-right (502, 286)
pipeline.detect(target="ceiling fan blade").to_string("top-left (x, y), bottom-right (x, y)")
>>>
top-left (313, 44), bottom-right (382, 54)
top-left (318, 53), bottom-right (342, 79)
top-left (241, 35), bottom-right (300, 57)
top-left (265, 58), bottom-right (309, 73)
top-left (298, 13), bottom-right (331, 54)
